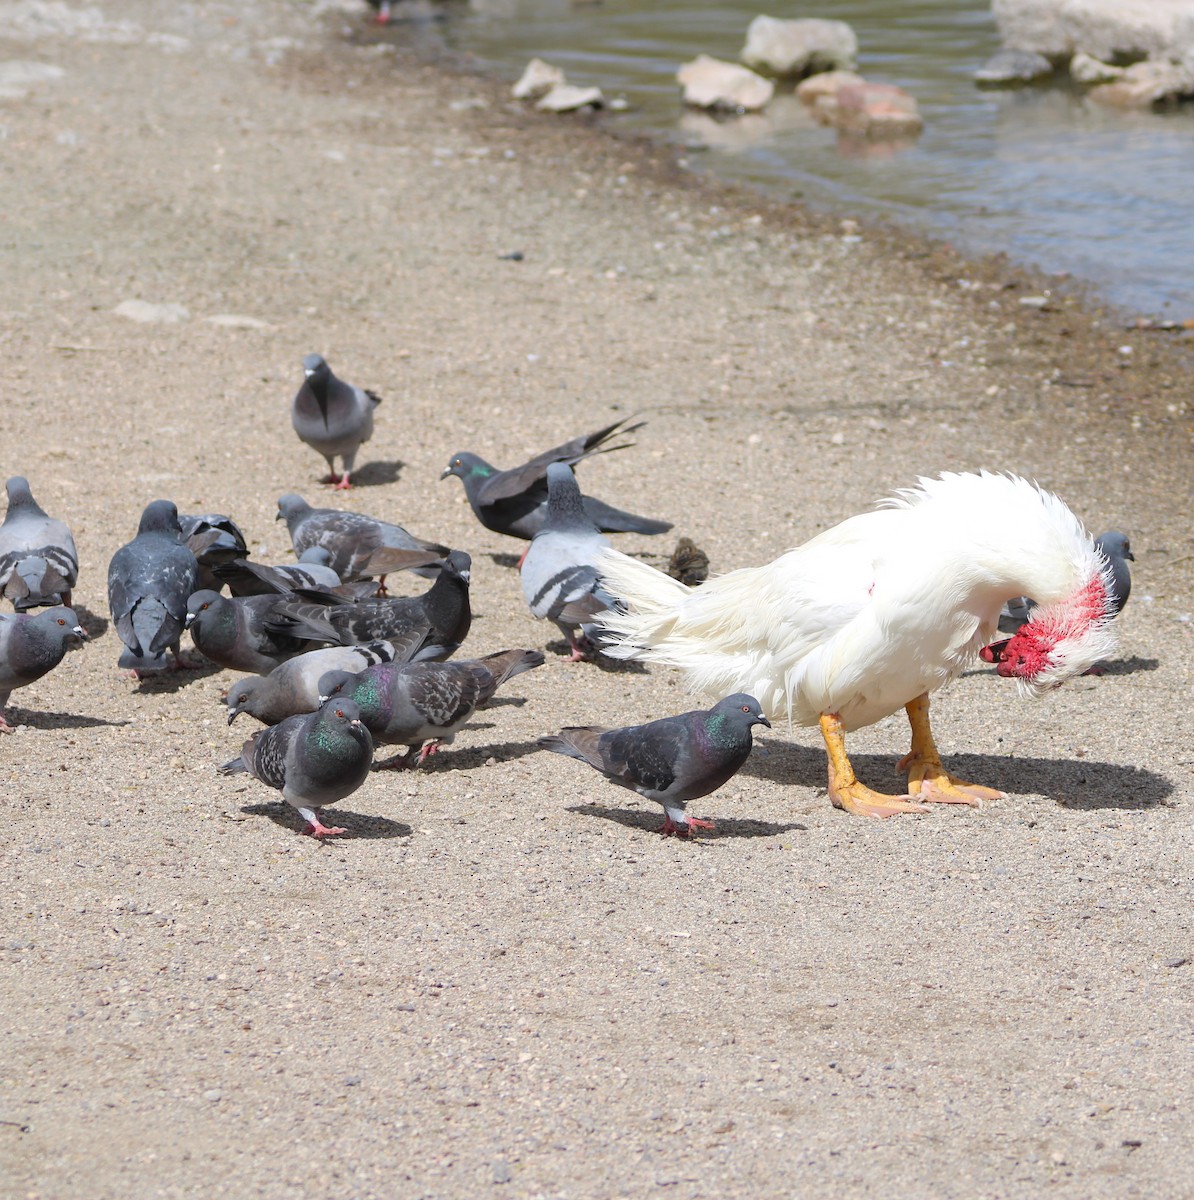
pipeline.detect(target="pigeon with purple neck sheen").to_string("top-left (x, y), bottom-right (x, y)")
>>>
top-left (539, 693), bottom-right (770, 838)
top-left (520, 463), bottom-right (618, 661)
top-left (276, 493), bottom-right (448, 582)
top-left (0, 477), bottom-right (79, 611)
top-left (108, 500), bottom-right (199, 673)
top-left (218, 699), bottom-right (373, 838)
top-left (185, 590), bottom-right (320, 675)
top-left (0, 605), bottom-right (86, 730)
top-left (441, 417), bottom-right (672, 543)
top-left (292, 354), bottom-right (381, 491)
top-left (318, 647), bottom-right (545, 768)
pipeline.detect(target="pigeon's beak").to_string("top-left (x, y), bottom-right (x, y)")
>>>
top-left (318, 693), bottom-right (330, 704)
top-left (757, 715), bottom-right (772, 729)
top-left (184, 612), bottom-right (196, 630)
top-left (304, 369), bottom-right (315, 379)
top-left (73, 624), bottom-right (87, 641)
top-left (350, 718), bottom-right (364, 731)
top-left (439, 467), bottom-right (453, 481)
top-left (275, 510), bottom-right (284, 522)
top-left (227, 709), bottom-right (240, 726)
top-left (1126, 549), bottom-right (1135, 562)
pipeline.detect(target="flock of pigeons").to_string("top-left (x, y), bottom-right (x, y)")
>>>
top-left (1, 354), bottom-right (1136, 836)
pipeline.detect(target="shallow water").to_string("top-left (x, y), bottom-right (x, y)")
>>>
top-left (416, 0), bottom-right (1194, 316)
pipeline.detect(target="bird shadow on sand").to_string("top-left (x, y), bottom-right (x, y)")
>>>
top-left (483, 695), bottom-right (529, 709)
top-left (566, 803), bottom-right (806, 841)
top-left (1088, 656), bottom-right (1160, 676)
top-left (542, 641), bottom-right (649, 674)
top-left (240, 802), bottom-right (411, 840)
top-left (347, 460), bottom-right (405, 488)
top-left (130, 658), bottom-right (223, 694)
top-left (488, 552), bottom-right (522, 570)
top-left (11, 708), bottom-right (130, 731)
top-left (413, 738), bottom-right (545, 771)
top-left (74, 605), bottom-right (109, 640)
top-left (740, 739), bottom-right (1174, 812)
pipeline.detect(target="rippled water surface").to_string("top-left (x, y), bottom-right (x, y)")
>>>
top-left (409, 0), bottom-right (1194, 316)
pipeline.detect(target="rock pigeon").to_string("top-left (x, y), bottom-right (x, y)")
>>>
top-left (185, 590), bottom-right (319, 674)
top-left (520, 463), bottom-right (618, 660)
top-left (226, 640), bottom-right (403, 726)
top-left (218, 699), bottom-right (373, 838)
top-left (539, 693), bottom-right (770, 837)
top-left (0, 477), bottom-right (79, 611)
top-left (108, 500), bottom-right (199, 674)
top-left (318, 647), bottom-right (545, 768)
top-left (597, 471), bottom-right (1121, 818)
top-left (0, 605), bottom-right (87, 730)
top-left (276, 493), bottom-right (448, 581)
top-left (212, 546), bottom-right (344, 598)
top-left (441, 417), bottom-right (672, 543)
top-left (291, 354), bottom-right (381, 490)
top-left (178, 513), bottom-right (249, 594)
top-left (265, 550), bottom-right (472, 658)
top-left (1000, 530), bottom-right (1134, 631)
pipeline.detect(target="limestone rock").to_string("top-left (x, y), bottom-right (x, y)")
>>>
top-left (813, 82), bottom-right (923, 139)
top-left (677, 55), bottom-right (774, 113)
top-left (535, 83), bottom-right (603, 113)
top-left (1069, 51), bottom-right (1124, 83)
top-left (512, 58), bottom-right (564, 101)
top-left (795, 69), bottom-right (865, 105)
top-left (1087, 59), bottom-right (1194, 106)
top-left (741, 15), bottom-right (857, 78)
top-left (974, 47), bottom-right (1054, 84)
top-left (993, 0), bottom-right (1194, 63)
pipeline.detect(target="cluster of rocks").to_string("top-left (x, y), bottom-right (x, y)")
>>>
top-left (978, 0), bottom-right (1194, 108)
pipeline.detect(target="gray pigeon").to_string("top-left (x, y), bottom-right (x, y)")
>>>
top-left (212, 546), bottom-right (344, 598)
top-left (276, 493), bottom-right (448, 581)
top-left (318, 647), bottom-right (545, 768)
top-left (218, 699), bottom-right (373, 838)
top-left (291, 354), bottom-right (381, 490)
top-left (539, 693), bottom-right (770, 837)
top-left (108, 500), bottom-right (199, 674)
top-left (520, 463), bottom-right (618, 661)
top-left (178, 513), bottom-right (249, 593)
top-left (226, 640), bottom-right (402, 726)
top-left (0, 605), bottom-right (87, 730)
top-left (441, 418), bottom-right (672, 543)
top-left (1000, 530), bottom-right (1134, 631)
top-left (0, 477), bottom-right (79, 611)
top-left (265, 550), bottom-right (472, 658)
top-left (185, 590), bottom-right (320, 674)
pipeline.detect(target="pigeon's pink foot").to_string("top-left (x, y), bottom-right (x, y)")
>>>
top-left (332, 474), bottom-right (353, 491)
top-left (568, 635), bottom-right (597, 663)
top-left (0, 713), bottom-right (13, 733)
top-left (659, 815), bottom-right (713, 839)
top-left (415, 741), bottom-right (444, 766)
top-left (686, 816), bottom-right (716, 832)
top-left (319, 472), bottom-right (345, 486)
top-left (516, 548), bottom-right (529, 569)
top-left (304, 817), bottom-right (347, 838)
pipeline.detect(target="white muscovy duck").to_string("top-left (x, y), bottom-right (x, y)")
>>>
top-left (596, 471), bottom-right (1119, 818)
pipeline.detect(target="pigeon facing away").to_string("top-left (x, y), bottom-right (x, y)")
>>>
top-left (520, 463), bottom-right (618, 661)
top-left (265, 550), bottom-right (472, 659)
top-left (212, 546), bottom-right (344, 598)
top-left (442, 417), bottom-right (672, 543)
top-left (226, 640), bottom-right (402, 726)
top-left (1000, 530), bottom-right (1134, 631)
top-left (219, 699), bottom-right (374, 838)
top-left (277, 493), bottom-right (448, 581)
top-left (108, 500), bottom-right (199, 674)
top-left (319, 647), bottom-right (545, 768)
top-left (0, 605), bottom-right (87, 730)
top-left (0, 477), bottom-right (79, 611)
top-left (178, 513), bottom-right (249, 593)
top-left (539, 694), bottom-right (770, 837)
top-left (185, 590), bottom-right (319, 675)
top-left (292, 354), bottom-right (381, 491)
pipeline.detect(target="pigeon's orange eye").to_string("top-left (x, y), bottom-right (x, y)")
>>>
top-left (741, 705), bottom-right (750, 713)
top-left (335, 709), bottom-right (345, 718)
top-left (57, 618), bottom-right (66, 625)
top-left (238, 695), bottom-right (247, 704)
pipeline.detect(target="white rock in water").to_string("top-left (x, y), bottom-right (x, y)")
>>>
top-left (1069, 51), bottom-right (1124, 83)
top-left (795, 69), bottom-right (865, 105)
top-left (535, 84), bottom-right (603, 113)
top-left (813, 81), bottom-right (923, 139)
top-left (741, 16), bottom-right (858, 78)
top-left (993, 0), bottom-right (1194, 63)
top-left (1088, 59), bottom-right (1194, 106)
top-left (677, 55), bottom-right (774, 113)
top-left (113, 299), bottom-right (189, 324)
top-left (512, 58), bottom-right (564, 100)
top-left (974, 47), bottom-right (1054, 84)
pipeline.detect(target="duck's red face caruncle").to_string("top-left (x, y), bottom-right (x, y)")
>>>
top-left (980, 632), bottom-right (1051, 679)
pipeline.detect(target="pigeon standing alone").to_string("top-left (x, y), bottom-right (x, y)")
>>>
top-left (318, 647), bottom-right (545, 768)
top-left (0, 477), bottom-right (79, 611)
top-left (0, 605), bottom-right (87, 730)
top-left (292, 354), bottom-right (381, 491)
top-left (108, 500), bottom-right (199, 674)
top-left (520, 463), bottom-right (618, 661)
top-left (539, 694), bottom-right (771, 837)
top-left (219, 699), bottom-right (374, 838)
top-left (441, 418), bottom-right (672, 543)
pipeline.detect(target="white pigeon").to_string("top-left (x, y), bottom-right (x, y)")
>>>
top-left (597, 471), bottom-right (1119, 818)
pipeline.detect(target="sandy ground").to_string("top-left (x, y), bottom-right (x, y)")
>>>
top-left (2, 1), bottom-right (1192, 1197)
